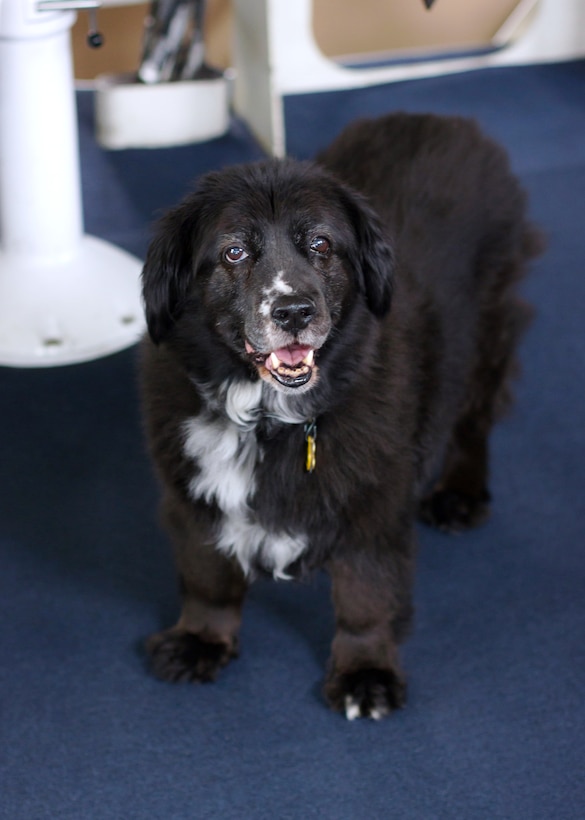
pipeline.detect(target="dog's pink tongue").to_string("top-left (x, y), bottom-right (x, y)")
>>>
top-left (273, 345), bottom-right (312, 366)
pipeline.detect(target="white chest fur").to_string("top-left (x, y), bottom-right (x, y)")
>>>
top-left (182, 380), bottom-right (308, 579)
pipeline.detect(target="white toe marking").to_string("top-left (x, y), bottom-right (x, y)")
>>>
top-left (344, 696), bottom-right (361, 721)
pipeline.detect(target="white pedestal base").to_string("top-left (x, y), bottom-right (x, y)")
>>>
top-left (0, 237), bottom-right (145, 367)
top-left (0, 2), bottom-right (146, 369)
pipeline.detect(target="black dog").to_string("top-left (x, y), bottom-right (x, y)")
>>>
top-left (140, 113), bottom-right (541, 719)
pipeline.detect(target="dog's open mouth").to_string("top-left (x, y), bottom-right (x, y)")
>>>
top-left (246, 342), bottom-right (315, 388)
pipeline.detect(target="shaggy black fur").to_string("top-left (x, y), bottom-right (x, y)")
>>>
top-left (140, 113), bottom-right (541, 719)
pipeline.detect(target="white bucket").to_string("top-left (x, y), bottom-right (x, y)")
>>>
top-left (94, 71), bottom-right (230, 150)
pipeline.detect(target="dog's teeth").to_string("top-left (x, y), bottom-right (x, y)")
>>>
top-left (303, 349), bottom-right (314, 367)
top-left (270, 352), bottom-right (281, 370)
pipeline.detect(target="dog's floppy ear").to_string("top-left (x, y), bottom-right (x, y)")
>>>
top-left (141, 202), bottom-right (201, 344)
top-left (341, 188), bottom-right (395, 317)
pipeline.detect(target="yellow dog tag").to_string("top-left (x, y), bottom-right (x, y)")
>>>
top-left (304, 420), bottom-right (317, 473)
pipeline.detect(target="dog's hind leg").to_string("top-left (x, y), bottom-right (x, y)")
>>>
top-left (419, 408), bottom-right (493, 533)
top-left (420, 289), bottom-right (532, 533)
top-left (146, 494), bottom-right (248, 683)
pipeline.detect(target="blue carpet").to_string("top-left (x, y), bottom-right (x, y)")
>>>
top-left (1, 61), bottom-right (584, 819)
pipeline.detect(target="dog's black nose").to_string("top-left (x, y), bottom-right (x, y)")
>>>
top-left (271, 296), bottom-right (316, 333)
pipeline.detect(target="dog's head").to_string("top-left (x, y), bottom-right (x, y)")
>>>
top-left (142, 159), bottom-right (394, 393)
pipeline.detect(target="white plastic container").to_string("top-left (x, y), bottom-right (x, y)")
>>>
top-left (94, 71), bottom-right (230, 150)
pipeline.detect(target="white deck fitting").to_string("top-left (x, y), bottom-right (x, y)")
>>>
top-left (232, 0), bottom-right (585, 156)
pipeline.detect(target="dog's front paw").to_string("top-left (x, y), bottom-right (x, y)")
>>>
top-left (419, 487), bottom-right (491, 533)
top-left (325, 667), bottom-right (407, 721)
top-left (146, 629), bottom-right (238, 683)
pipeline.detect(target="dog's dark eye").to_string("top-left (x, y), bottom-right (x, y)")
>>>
top-left (310, 236), bottom-right (331, 255)
top-left (224, 246), bottom-right (248, 263)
